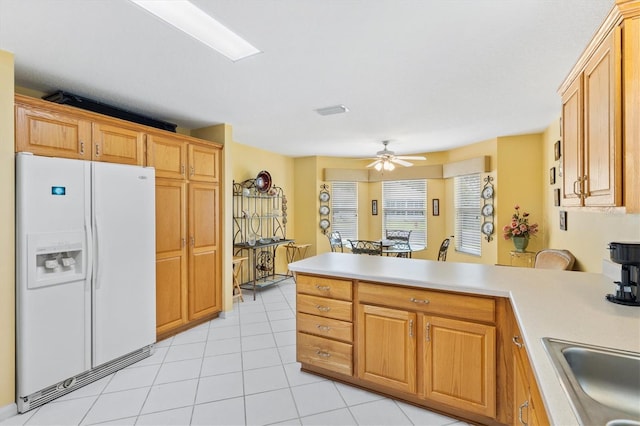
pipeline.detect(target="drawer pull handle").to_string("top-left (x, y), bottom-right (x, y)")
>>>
top-left (518, 400), bottom-right (529, 425)
top-left (409, 320), bottom-right (414, 337)
top-left (410, 297), bottom-right (429, 304)
top-left (512, 336), bottom-right (524, 348)
top-left (316, 350), bottom-right (331, 358)
top-left (316, 325), bottom-right (331, 332)
top-left (95, 143), bottom-right (100, 156)
top-left (315, 285), bottom-right (331, 291)
top-left (316, 305), bottom-right (331, 312)
top-left (426, 322), bottom-right (431, 342)
top-left (80, 141), bottom-right (85, 155)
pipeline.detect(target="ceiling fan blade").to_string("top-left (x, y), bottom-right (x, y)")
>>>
top-left (392, 158), bottom-right (414, 167)
top-left (396, 155), bottom-right (426, 160)
top-left (366, 159), bottom-right (382, 168)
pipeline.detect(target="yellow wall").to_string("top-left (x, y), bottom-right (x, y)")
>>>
top-left (496, 134), bottom-right (544, 265)
top-left (542, 118), bottom-right (640, 272)
top-left (0, 50), bottom-right (16, 412)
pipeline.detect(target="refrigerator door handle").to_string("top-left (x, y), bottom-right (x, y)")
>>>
top-left (94, 217), bottom-right (101, 289)
top-left (85, 220), bottom-right (93, 289)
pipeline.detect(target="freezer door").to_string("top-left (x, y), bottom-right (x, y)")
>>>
top-left (92, 162), bottom-right (156, 366)
top-left (15, 153), bottom-right (92, 398)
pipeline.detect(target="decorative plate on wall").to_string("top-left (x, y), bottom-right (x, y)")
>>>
top-left (319, 205), bottom-right (330, 215)
top-left (255, 170), bottom-right (272, 193)
top-left (319, 191), bottom-right (330, 202)
top-left (319, 219), bottom-right (330, 230)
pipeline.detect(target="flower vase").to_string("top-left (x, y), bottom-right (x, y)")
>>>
top-left (512, 236), bottom-right (529, 252)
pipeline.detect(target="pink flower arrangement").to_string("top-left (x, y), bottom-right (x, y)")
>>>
top-left (503, 205), bottom-right (538, 240)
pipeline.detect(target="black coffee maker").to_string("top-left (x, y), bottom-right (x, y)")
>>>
top-left (607, 242), bottom-right (640, 306)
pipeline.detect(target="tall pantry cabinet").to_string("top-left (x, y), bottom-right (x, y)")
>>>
top-left (147, 133), bottom-right (222, 339)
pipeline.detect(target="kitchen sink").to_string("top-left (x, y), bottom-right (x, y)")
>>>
top-left (543, 338), bottom-right (640, 425)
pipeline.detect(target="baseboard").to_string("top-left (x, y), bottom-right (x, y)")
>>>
top-left (0, 402), bottom-right (17, 422)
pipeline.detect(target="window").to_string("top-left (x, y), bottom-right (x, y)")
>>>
top-left (382, 180), bottom-right (427, 246)
top-left (454, 174), bottom-right (482, 255)
top-left (331, 182), bottom-right (358, 241)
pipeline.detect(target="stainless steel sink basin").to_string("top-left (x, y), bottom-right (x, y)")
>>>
top-left (543, 338), bottom-right (640, 425)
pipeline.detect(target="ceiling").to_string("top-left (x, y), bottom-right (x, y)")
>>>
top-left (0, 0), bottom-right (613, 159)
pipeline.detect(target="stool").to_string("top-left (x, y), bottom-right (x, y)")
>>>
top-left (285, 243), bottom-right (312, 280)
top-left (232, 256), bottom-right (248, 302)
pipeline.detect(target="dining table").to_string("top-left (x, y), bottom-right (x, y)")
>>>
top-left (380, 239), bottom-right (425, 258)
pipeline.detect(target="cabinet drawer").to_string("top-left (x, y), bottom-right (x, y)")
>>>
top-left (297, 274), bottom-right (352, 301)
top-left (297, 332), bottom-right (352, 376)
top-left (297, 294), bottom-right (352, 322)
top-left (358, 282), bottom-right (495, 323)
top-left (297, 312), bottom-right (353, 343)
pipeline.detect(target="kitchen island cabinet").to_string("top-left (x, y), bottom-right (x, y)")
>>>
top-left (289, 253), bottom-right (640, 426)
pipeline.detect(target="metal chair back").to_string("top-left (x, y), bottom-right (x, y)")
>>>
top-left (438, 237), bottom-right (452, 261)
top-left (348, 239), bottom-right (383, 256)
top-left (385, 229), bottom-right (411, 242)
top-left (327, 231), bottom-right (343, 252)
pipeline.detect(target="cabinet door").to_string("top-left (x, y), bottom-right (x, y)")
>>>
top-left (155, 179), bottom-right (188, 337)
top-left (188, 182), bottom-right (221, 320)
top-left (357, 304), bottom-right (416, 394)
top-left (583, 28), bottom-right (622, 207)
top-left (513, 351), bottom-right (530, 426)
top-left (15, 105), bottom-right (92, 159)
top-left (423, 316), bottom-right (496, 417)
top-left (561, 76), bottom-right (583, 207)
top-left (623, 17), bottom-right (640, 213)
top-left (147, 134), bottom-right (187, 180)
top-left (93, 122), bottom-right (144, 165)
top-left (188, 144), bottom-right (219, 182)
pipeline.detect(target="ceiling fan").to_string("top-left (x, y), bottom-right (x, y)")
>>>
top-left (366, 141), bottom-right (426, 171)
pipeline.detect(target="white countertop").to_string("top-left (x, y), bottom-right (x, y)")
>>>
top-left (289, 253), bottom-right (640, 425)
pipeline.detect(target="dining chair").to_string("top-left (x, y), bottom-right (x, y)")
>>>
top-left (385, 229), bottom-right (411, 242)
top-left (437, 237), bottom-right (453, 261)
top-left (348, 239), bottom-right (383, 256)
top-left (327, 231), bottom-right (344, 252)
top-left (534, 249), bottom-right (575, 270)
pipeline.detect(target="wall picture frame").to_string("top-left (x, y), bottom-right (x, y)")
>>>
top-left (554, 140), bottom-right (562, 160)
top-left (550, 167), bottom-right (556, 185)
top-left (559, 210), bottom-right (567, 230)
top-left (554, 188), bottom-right (561, 206)
top-left (371, 199), bottom-right (378, 216)
top-left (432, 198), bottom-right (440, 216)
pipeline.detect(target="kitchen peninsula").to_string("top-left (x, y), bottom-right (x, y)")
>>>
top-left (289, 253), bottom-right (640, 425)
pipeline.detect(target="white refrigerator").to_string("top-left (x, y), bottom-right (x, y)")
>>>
top-left (16, 153), bottom-right (156, 412)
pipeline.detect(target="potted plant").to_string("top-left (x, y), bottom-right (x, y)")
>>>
top-left (503, 205), bottom-right (538, 252)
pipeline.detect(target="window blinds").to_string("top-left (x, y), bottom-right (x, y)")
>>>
top-left (331, 182), bottom-right (358, 240)
top-left (382, 180), bottom-right (427, 246)
top-left (454, 174), bottom-right (481, 255)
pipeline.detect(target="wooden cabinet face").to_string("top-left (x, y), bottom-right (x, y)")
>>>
top-left (583, 29), bottom-right (621, 206)
top-left (188, 144), bottom-right (219, 182)
top-left (155, 179), bottom-right (187, 336)
top-left (422, 316), bottom-right (496, 417)
top-left (15, 105), bottom-right (91, 159)
top-left (561, 77), bottom-right (583, 207)
top-left (188, 182), bottom-right (220, 320)
top-left (357, 304), bottom-right (417, 393)
top-left (156, 256), bottom-right (187, 333)
top-left (513, 352), bottom-right (530, 426)
top-left (92, 122), bottom-right (144, 165)
top-left (147, 134), bottom-right (187, 180)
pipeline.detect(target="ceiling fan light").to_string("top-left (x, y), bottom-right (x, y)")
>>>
top-left (384, 161), bottom-right (395, 171)
top-left (374, 162), bottom-right (383, 171)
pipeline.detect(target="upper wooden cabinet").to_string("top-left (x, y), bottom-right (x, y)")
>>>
top-left (15, 95), bottom-right (144, 165)
top-left (15, 102), bottom-right (92, 160)
top-left (147, 133), bottom-right (220, 183)
top-left (559, 1), bottom-right (640, 210)
top-left (561, 28), bottom-right (621, 207)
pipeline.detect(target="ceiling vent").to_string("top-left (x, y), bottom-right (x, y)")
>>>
top-left (315, 105), bottom-right (349, 116)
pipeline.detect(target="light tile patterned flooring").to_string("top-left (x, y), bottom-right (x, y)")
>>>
top-left (2, 278), bottom-right (469, 426)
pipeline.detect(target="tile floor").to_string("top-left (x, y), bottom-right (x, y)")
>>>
top-left (2, 278), bottom-right (469, 426)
